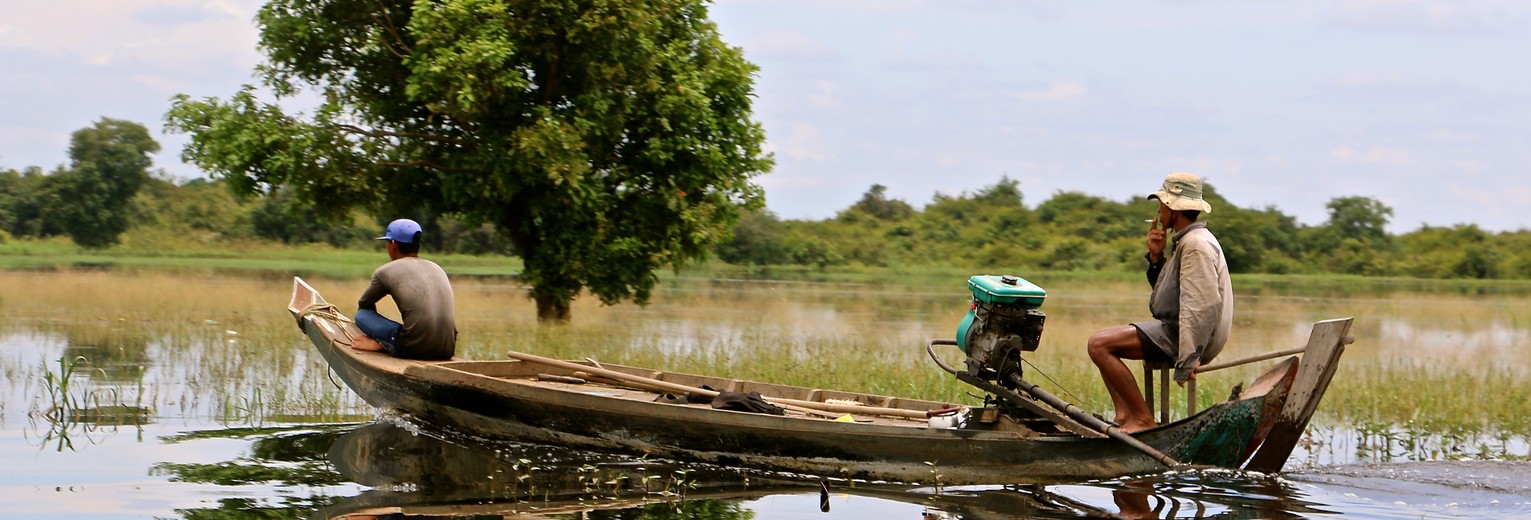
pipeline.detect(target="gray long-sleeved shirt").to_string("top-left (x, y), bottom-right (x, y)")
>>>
top-left (1136, 221), bottom-right (1234, 382)
top-left (359, 257), bottom-right (457, 359)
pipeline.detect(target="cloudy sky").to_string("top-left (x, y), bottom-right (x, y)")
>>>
top-left (3, 1), bottom-right (1529, 232)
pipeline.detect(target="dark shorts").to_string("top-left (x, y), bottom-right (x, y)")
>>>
top-left (1132, 323), bottom-right (1173, 364)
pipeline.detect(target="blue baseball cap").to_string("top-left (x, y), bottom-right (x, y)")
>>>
top-left (377, 219), bottom-right (422, 243)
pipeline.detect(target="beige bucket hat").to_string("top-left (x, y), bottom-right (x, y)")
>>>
top-left (1147, 172), bottom-right (1213, 213)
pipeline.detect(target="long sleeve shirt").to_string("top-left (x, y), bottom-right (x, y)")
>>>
top-left (1145, 221), bottom-right (1234, 381)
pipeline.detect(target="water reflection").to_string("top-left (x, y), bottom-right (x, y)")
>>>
top-left (317, 419), bottom-right (1335, 519)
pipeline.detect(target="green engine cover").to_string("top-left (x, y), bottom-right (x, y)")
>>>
top-left (967, 275), bottom-right (1046, 307)
top-left (956, 275), bottom-right (1046, 353)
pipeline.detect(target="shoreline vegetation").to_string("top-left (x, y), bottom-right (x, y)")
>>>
top-left (7, 235), bottom-right (1531, 296)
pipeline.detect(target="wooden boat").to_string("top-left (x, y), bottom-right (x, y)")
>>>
top-left (289, 277), bottom-right (1352, 484)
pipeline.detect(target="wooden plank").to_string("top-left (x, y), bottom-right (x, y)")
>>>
top-left (1243, 318), bottom-right (1353, 473)
top-left (1158, 369), bottom-right (1170, 423)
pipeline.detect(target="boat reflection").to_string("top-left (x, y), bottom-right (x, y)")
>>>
top-left (321, 419), bottom-right (1335, 519)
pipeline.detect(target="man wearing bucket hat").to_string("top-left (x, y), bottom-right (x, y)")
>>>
top-left (1086, 172), bottom-right (1233, 433)
top-left (352, 218), bottom-right (458, 360)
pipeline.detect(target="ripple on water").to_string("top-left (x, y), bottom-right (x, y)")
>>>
top-left (1287, 461), bottom-right (1531, 519)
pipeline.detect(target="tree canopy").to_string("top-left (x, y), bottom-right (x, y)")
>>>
top-left (165, 0), bottom-right (772, 321)
top-left (0, 119), bottom-right (160, 248)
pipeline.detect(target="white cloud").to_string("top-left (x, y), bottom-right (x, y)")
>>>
top-left (1017, 81), bottom-right (1088, 103)
top-left (1330, 145), bottom-right (1417, 168)
top-left (806, 81), bottom-right (841, 111)
top-left (1328, 0), bottom-right (1518, 35)
top-left (1425, 128), bottom-right (1480, 143)
top-left (769, 122), bottom-right (834, 162)
top-left (0, 1), bottom-right (259, 66)
top-left (741, 30), bottom-right (840, 62)
top-left (1445, 159), bottom-right (1487, 174)
top-left (883, 49), bottom-right (986, 71)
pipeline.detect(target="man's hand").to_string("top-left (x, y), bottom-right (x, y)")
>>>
top-left (1145, 216), bottom-right (1166, 263)
top-left (1176, 359), bottom-right (1200, 387)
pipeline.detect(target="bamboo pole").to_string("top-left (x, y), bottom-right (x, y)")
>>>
top-left (505, 350), bottom-right (937, 420)
top-left (573, 371), bottom-right (844, 419)
top-left (1196, 347), bottom-right (1306, 374)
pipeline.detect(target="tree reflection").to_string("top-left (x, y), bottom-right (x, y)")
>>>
top-left (151, 426), bottom-right (349, 487)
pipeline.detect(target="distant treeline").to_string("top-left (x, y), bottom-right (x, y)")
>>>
top-left (715, 179), bottom-right (1531, 279)
top-left (0, 168), bottom-right (511, 255)
top-left (3, 164), bottom-right (1527, 280)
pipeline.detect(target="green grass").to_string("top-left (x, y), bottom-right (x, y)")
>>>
top-left (10, 235), bottom-right (1531, 297)
top-left (0, 236), bottom-right (524, 278)
top-left (7, 237), bottom-right (1531, 444)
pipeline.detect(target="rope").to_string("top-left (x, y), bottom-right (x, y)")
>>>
top-left (297, 302), bottom-right (357, 346)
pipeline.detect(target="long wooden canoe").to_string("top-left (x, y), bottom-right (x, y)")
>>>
top-left (289, 277), bottom-right (1350, 484)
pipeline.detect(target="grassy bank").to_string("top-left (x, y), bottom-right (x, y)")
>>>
top-left (0, 236), bottom-right (524, 279)
top-left (8, 236), bottom-right (1531, 298)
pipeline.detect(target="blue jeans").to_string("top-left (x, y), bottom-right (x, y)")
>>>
top-left (355, 309), bottom-right (402, 355)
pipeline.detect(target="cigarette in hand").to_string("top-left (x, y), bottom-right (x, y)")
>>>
top-left (1144, 219), bottom-right (1154, 224)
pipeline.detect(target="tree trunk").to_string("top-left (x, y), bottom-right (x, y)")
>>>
top-left (534, 291), bottom-right (572, 323)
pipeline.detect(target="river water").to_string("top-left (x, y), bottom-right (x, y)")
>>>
top-left (2, 270), bottom-right (1529, 519)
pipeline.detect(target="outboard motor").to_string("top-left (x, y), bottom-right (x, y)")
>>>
top-left (955, 275), bottom-right (1046, 389)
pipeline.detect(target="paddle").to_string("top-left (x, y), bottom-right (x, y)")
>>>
top-left (504, 350), bottom-right (943, 421)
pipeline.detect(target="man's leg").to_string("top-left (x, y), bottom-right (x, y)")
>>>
top-left (353, 309), bottom-right (401, 354)
top-left (1087, 325), bottom-right (1156, 433)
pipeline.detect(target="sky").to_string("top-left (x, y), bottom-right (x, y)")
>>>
top-left (3, 1), bottom-right (1530, 233)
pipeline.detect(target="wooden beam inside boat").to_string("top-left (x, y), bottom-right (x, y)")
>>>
top-left (505, 350), bottom-right (942, 420)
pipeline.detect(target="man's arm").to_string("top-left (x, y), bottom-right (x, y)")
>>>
top-left (358, 276), bottom-right (388, 312)
top-left (1175, 245), bottom-right (1222, 382)
top-left (1145, 253), bottom-right (1166, 286)
top-left (1145, 217), bottom-right (1166, 286)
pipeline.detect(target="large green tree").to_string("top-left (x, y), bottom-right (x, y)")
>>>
top-left (166, 0), bottom-right (772, 321)
top-left (44, 118), bottom-right (161, 248)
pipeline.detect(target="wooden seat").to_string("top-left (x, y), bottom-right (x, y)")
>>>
top-left (1143, 359), bottom-right (1196, 423)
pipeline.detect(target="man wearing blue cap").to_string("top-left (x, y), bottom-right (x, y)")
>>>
top-left (352, 218), bottom-right (458, 359)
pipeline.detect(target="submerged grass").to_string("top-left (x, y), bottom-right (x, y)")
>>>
top-left (2, 267), bottom-right (1529, 446)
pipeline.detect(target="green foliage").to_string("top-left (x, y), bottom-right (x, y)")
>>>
top-left (715, 207), bottom-right (792, 265)
top-left (166, 0), bottom-right (772, 321)
top-left (840, 183), bottom-right (915, 222)
top-left (44, 118), bottom-right (161, 248)
top-left (1310, 196), bottom-right (1397, 271)
top-left (0, 167), bottom-right (58, 238)
top-left (150, 460), bottom-right (345, 486)
top-left (246, 185), bottom-right (372, 247)
top-left (705, 179), bottom-right (1531, 284)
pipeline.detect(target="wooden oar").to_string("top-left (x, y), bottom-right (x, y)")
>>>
top-left (505, 350), bottom-right (937, 420)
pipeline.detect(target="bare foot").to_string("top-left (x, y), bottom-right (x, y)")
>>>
top-left (351, 335), bottom-right (385, 352)
top-left (1117, 419), bottom-right (1157, 434)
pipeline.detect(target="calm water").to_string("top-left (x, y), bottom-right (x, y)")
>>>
top-left (3, 269), bottom-right (1530, 519)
